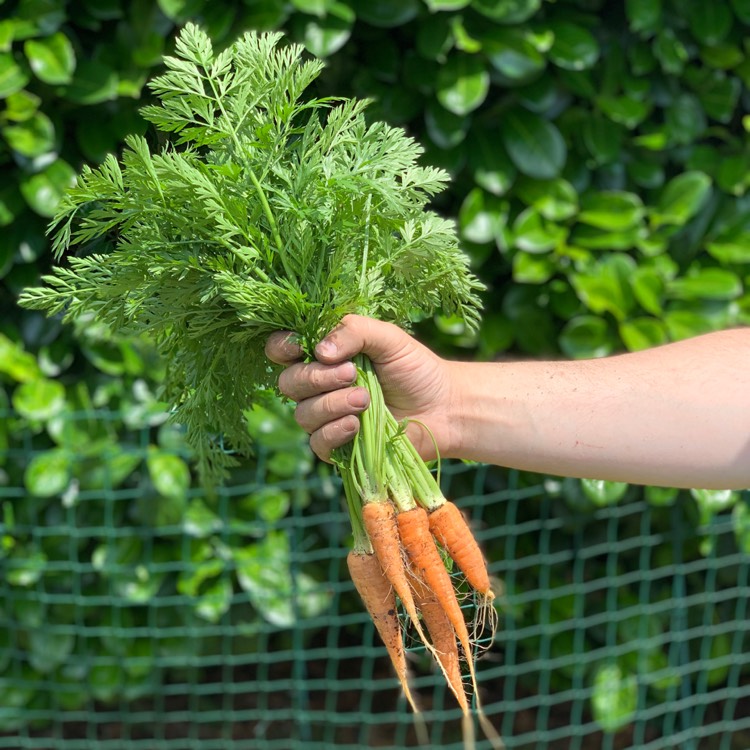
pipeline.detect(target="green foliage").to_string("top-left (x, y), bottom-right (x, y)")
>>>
top-left (2, 0), bottom-right (750, 741)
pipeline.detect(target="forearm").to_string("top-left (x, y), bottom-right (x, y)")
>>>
top-left (447, 329), bottom-right (750, 489)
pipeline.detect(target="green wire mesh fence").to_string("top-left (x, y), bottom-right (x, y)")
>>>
top-left (0, 407), bottom-right (748, 749)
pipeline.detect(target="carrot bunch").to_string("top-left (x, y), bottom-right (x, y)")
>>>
top-left (17, 24), bottom-right (496, 744)
top-left (339, 357), bottom-right (503, 750)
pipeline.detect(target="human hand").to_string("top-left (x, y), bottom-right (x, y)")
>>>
top-left (265, 314), bottom-right (458, 462)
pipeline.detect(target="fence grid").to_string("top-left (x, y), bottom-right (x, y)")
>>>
top-left (0, 411), bottom-right (747, 749)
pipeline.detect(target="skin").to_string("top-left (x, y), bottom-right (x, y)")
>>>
top-left (265, 315), bottom-right (750, 490)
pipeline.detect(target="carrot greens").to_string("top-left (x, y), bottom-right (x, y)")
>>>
top-left (20, 24), bottom-right (481, 485)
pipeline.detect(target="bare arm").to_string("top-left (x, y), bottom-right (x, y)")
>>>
top-left (448, 329), bottom-right (750, 489)
top-left (266, 317), bottom-right (750, 489)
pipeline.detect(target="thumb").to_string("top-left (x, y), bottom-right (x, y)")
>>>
top-left (314, 314), bottom-right (414, 365)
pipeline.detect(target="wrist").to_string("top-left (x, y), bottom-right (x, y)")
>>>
top-left (442, 359), bottom-right (481, 461)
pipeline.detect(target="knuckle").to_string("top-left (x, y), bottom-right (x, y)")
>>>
top-left (277, 368), bottom-right (296, 400)
top-left (293, 401), bottom-right (313, 433)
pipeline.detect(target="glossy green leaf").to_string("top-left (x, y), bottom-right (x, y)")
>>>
top-left (351, 0), bottom-right (420, 27)
top-left (0, 185), bottom-right (24, 228)
top-left (619, 317), bottom-right (668, 351)
top-left (0, 334), bottom-right (41, 381)
top-left (591, 663), bottom-right (638, 732)
top-left (243, 487), bottom-right (292, 523)
top-left (449, 14), bottom-right (481, 53)
top-left (294, 3), bottom-right (353, 57)
top-left (483, 27), bottom-right (546, 81)
top-left (685, 0), bottom-right (733, 46)
top-left (87, 663), bottom-right (122, 703)
top-left (176, 544), bottom-right (223, 598)
top-left (19, 158), bottom-right (76, 218)
top-left (705, 631), bottom-right (732, 687)
top-left (416, 15), bottom-right (453, 60)
top-left (426, 0), bottom-right (471, 9)
top-left (157, 0), bottom-right (203, 20)
top-left (436, 54), bottom-right (489, 115)
top-left (581, 478), bottom-right (628, 506)
top-left (11, 0), bottom-right (66, 39)
top-left (121, 639), bottom-right (155, 680)
top-left (0, 21), bottom-right (13, 53)
top-left (240, 0), bottom-right (291, 29)
top-left (628, 158), bottom-right (664, 189)
top-left (573, 224), bottom-right (644, 251)
top-left (547, 21), bottom-right (599, 71)
top-left (85, 451), bottom-right (142, 493)
top-left (691, 488), bottom-right (738, 519)
top-left (693, 71), bottom-right (741, 123)
top-left (2, 111), bottom-right (55, 157)
top-left (63, 59), bottom-right (118, 104)
top-left (236, 531), bottom-right (331, 627)
top-left (24, 32), bottom-right (75, 85)
top-left (731, 0), bottom-right (750, 23)
top-left (631, 267), bottom-right (664, 315)
top-left (515, 177), bottom-right (578, 222)
top-left (147, 450), bottom-right (191, 499)
top-left (716, 152), bottom-right (750, 196)
top-left (28, 629), bottom-right (74, 674)
top-left (578, 191), bottom-right (645, 232)
top-left (458, 187), bottom-right (507, 244)
top-left (665, 93), bottom-right (706, 146)
top-left (12, 378), bottom-right (65, 419)
top-left (645, 486), bottom-right (679, 507)
top-left (424, 100), bottom-right (469, 149)
top-left (597, 95), bottom-right (652, 129)
top-left (571, 254), bottom-right (636, 320)
top-left (650, 171), bottom-right (712, 229)
top-left (24, 449), bottom-right (71, 497)
top-left (6, 547), bottom-right (46, 587)
top-left (667, 268), bottom-right (742, 301)
top-left (512, 207), bottom-right (567, 253)
top-left (467, 129), bottom-right (516, 196)
top-left (559, 315), bottom-right (614, 358)
top-left (706, 234), bottom-right (750, 263)
top-left (626, 0), bottom-right (662, 35)
top-left (291, 0), bottom-right (327, 15)
top-left (501, 108), bottom-right (566, 179)
top-left (194, 576), bottom-right (233, 623)
top-left (472, 0), bottom-right (541, 24)
top-left (512, 251), bottom-right (554, 284)
top-left (664, 309), bottom-right (718, 340)
top-left (183, 499), bottom-right (223, 538)
top-left (653, 28), bottom-right (689, 75)
top-left (4, 90), bottom-right (40, 122)
top-left (700, 42), bottom-right (743, 70)
top-left (0, 52), bottom-right (30, 97)
top-left (733, 501), bottom-right (750, 554)
top-left (583, 115), bottom-right (623, 166)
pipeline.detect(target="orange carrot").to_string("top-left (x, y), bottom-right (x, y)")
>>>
top-left (410, 567), bottom-right (468, 709)
top-left (397, 506), bottom-right (472, 662)
top-left (428, 500), bottom-right (493, 597)
top-left (362, 501), bottom-right (436, 654)
top-left (410, 568), bottom-right (476, 750)
top-left (398, 507), bottom-right (505, 750)
top-left (346, 549), bottom-right (419, 715)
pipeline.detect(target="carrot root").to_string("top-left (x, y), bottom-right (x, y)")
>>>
top-left (428, 500), bottom-right (493, 597)
top-left (362, 501), bottom-right (441, 659)
top-left (346, 550), bottom-right (421, 716)
top-left (398, 507), bottom-right (505, 750)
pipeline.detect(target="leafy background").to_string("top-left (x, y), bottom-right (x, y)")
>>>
top-left (1, 0), bottom-right (749, 744)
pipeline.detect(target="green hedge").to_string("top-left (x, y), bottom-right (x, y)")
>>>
top-left (1, 0), bottom-right (749, 740)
